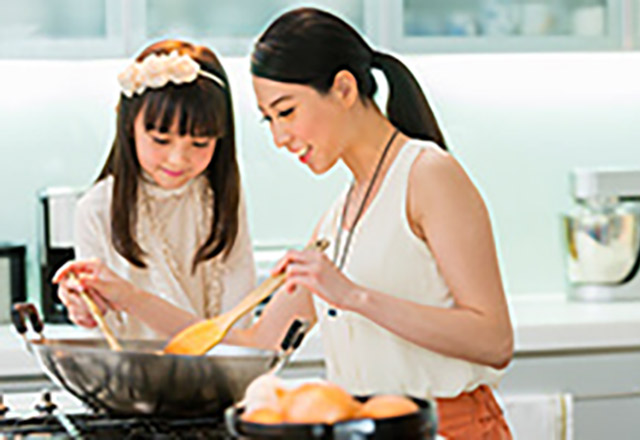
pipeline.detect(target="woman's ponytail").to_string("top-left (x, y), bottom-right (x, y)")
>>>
top-left (372, 52), bottom-right (447, 150)
top-left (252, 8), bottom-right (447, 151)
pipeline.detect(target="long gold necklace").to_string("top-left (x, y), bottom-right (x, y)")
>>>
top-left (328, 128), bottom-right (400, 317)
top-left (138, 177), bottom-right (223, 318)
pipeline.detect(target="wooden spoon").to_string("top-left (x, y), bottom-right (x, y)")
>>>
top-left (67, 273), bottom-right (122, 351)
top-left (163, 239), bottom-right (330, 355)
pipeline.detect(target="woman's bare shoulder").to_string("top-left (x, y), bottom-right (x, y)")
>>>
top-left (407, 144), bottom-right (484, 227)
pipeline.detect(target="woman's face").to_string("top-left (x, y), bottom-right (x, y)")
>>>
top-left (252, 76), bottom-right (347, 174)
top-left (133, 110), bottom-right (217, 189)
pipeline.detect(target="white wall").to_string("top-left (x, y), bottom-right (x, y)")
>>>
top-left (1, 52), bottom-right (640, 297)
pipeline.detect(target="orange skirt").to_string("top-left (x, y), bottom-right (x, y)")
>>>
top-left (434, 385), bottom-right (512, 439)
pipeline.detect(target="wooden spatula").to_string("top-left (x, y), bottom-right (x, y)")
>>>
top-left (67, 273), bottom-right (122, 351)
top-left (163, 239), bottom-right (329, 355)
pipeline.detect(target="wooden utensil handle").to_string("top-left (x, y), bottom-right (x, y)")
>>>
top-left (67, 274), bottom-right (122, 351)
top-left (222, 239), bottom-right (330, 327)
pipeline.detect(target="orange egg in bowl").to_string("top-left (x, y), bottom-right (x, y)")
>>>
top-left (240, 406), bottom-right (285, 424)
top-left (356, 394), bottom-right (420, 420)
top-left (280, 382), bottom-right (362, 425)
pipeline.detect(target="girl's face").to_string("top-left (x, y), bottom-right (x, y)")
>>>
top-left (133, 110), bottom-right (217, 189)
top-left (252, 76), bottom-right (348, 174)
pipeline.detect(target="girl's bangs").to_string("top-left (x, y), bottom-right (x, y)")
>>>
top-left (142, 82), bottom-right (227, 138)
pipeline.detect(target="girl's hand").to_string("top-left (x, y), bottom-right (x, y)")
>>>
top-left (53, 259), bottom-right (134, 320)
top-left (56, 281), bottom-right (105, 328)
top-left (271, 249), bottom-right (360, 311)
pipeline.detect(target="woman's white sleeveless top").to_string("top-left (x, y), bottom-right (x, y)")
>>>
top-left (314, 139), bottom-right (503, 399)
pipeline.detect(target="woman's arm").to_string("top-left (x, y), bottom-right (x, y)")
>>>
top-left (223, 284), bottom-right (317, 350)
top-left (352, 150), bottom-right (513, 369)
top-left (277, 150), bottom-right (513, 369)
top-left (222, 213), bottom-right (329, 350)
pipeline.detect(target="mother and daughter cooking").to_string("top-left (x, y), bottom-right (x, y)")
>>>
top-left (53, 7), bottom-right (513, 439)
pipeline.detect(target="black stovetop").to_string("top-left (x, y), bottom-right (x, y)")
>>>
top-left (0, 412), bottom-right (233, 439)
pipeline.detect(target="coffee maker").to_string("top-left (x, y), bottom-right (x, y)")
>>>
top-left (38, 186), bottom-right (84, 322)
top-left (562, 168), bottom-right (640, 301)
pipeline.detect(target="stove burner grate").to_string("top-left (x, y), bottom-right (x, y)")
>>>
top-left (0, 413), bottom-right (232, 439)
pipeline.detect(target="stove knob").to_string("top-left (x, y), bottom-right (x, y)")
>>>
top-left (35, 390), bottom-right (57, 414)
top-left (0, 394), bottom-right (8, 416)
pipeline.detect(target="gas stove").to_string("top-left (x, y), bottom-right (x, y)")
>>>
top-left (0, 388), bottom-right (232, 439)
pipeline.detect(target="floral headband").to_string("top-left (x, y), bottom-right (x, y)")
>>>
top-left (117, 50), bottom-right (226, 98)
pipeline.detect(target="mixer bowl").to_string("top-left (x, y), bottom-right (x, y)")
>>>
top-left (562, 206), bottom-right (640, 285)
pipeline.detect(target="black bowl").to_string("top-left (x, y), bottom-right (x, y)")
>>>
top-left (225, 395), bottom-right (437, 439)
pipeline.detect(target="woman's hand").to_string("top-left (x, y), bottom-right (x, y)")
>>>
top-left (271, 249), bottom-right (361, 311)
top-left (53, 259), bottom-right (134, 326)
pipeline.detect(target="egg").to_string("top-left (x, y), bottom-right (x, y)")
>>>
top-left (356, 395), bottom-right (420, 419)
top-left (242, 374), bottom-right (287, 413)
top-left (281, 382), bottom-right (361, 424)
top-left (241, 406), bottom-right (285, 424)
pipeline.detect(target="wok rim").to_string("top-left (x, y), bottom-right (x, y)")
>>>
top-left (29, 337), bottom-right (279, 359)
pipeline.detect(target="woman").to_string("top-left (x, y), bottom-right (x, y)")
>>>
top-left (248, 8), bottom-right (514, 438)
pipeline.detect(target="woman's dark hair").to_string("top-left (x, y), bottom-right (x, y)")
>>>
top-left (98, 39), bottom-right (240, 270)
top-left (251, 7), bottom-right (446, 150)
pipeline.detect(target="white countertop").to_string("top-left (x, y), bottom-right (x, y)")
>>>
top-left (2, 293), bottom-right (640, 378)
top-left (510, 293), bottom-right (640, 353)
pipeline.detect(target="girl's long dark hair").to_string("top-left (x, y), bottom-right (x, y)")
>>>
top-left (99, 40), bottom-right (240, 270)
top-left (251, 7), bottom-right (446, 150)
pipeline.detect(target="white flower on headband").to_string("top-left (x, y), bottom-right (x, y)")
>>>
top-left (117, 50), bottom-right (223, 98)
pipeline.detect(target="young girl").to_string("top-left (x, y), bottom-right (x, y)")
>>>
top-left (57, 40), bottom-right (256, 340)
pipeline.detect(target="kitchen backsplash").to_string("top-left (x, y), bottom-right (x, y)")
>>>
top-left (2, 52), bottom-right (640, 298)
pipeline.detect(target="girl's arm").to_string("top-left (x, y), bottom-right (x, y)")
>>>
top-left (58, 188), bottom-right (111, 328)
top-left (54, 259), bottom-right (201, 337)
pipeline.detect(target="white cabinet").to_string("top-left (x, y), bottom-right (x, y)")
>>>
top-left (0, 0), bottom-right (125, 58)
top-left (1, 0), bottom-right (638, 59)
top-left (388, 0), bottom-right (626, 53)
top-left (128, 0), bottom-right (369, 56)
top-left (501, 349), bottom-right (640, 439)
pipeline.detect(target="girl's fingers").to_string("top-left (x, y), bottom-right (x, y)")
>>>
top-left (59, 289), bottom-right (95, 327)
top-left (85, 287), bottom-right (110, 314)
top-left (78, 276), bottom-right (107, 294)
top-left (78, 277), bottom-right (121, 311)
top-left (52, 259), bottom-right (100, 283)
top-left (69, 311), bottom-right (97, 328)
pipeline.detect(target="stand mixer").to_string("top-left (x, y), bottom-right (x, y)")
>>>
top-left (562, 168), bottom-right (640, 301)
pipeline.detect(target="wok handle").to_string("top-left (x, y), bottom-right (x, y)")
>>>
top-left (269, 318), bottom-right (310, 373)
top-left (12, 303), bottom-right (44, 336)
top-left (279, 318), bottom-right (306, 351)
